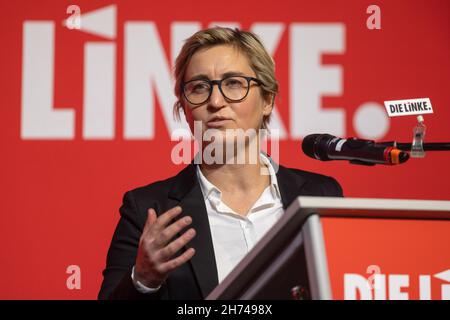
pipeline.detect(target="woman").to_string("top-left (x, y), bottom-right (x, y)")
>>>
top-left (99, 27), bottom-right (343, 300)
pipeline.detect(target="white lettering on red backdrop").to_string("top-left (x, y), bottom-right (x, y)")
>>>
top-left (21, 5), bottom-right (388, 141)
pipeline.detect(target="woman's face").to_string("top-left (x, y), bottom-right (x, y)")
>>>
top-left (183, 45), bottom-right (272, 137)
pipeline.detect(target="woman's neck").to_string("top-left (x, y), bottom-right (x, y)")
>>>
top-left (198, 151), bottom-right (270, 194)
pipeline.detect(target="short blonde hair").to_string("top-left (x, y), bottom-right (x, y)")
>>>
top-left (173, 27), bottom-right (278, 129)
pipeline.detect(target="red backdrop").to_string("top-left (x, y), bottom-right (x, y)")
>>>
top-left (0, 0), bottom-right (449, 299)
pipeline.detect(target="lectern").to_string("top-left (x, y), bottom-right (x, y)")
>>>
top-left (207, 197), bottom-right (450, 300)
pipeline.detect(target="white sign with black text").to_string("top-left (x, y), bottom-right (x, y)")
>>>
top-left (384, 98), bottom-right (433, 117)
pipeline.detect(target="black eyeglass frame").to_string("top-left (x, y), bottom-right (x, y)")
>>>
top-left (181, 76), bottom-right (263, 106)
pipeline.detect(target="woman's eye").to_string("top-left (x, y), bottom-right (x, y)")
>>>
top-left (224, 79), bottom-right (244, 88)
top-left (191, 83), bottom-right (209, 93)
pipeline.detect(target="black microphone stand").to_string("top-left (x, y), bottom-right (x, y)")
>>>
top-left (378, 142), bottom-right (450, 151)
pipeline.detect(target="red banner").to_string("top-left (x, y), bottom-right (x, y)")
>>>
top-left (322, 217), bottom-right (450, 300)
top-left (0, 0), bottom-right (449, 299)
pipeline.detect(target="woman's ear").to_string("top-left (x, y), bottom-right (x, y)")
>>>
top-left (262, 93), bottom-right (274, 116)
top-left (182, 104), bottom-right (196, 134)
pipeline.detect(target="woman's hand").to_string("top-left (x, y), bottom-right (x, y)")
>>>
top-left (134, 206), bottom-right (196, 288)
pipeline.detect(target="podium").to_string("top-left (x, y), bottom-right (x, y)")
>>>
top-left (207, 197), bottom-right (450, 300)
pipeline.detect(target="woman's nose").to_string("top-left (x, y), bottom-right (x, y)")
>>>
top-left (208, 84), bottom-right (226, 109)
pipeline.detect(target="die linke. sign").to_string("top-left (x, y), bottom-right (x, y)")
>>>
top-left (322, 217), bottom-right (450, 300)
top-left (383, 98), bottom-right (433, 117)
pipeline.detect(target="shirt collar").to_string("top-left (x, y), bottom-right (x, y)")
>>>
top-left (195, 152), bottom-right (282, 204)
top-left (260, 152), bottom-right (282, 200)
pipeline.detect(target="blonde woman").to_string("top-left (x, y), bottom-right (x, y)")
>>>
top-left (99, 27), bottom-right (343, 300)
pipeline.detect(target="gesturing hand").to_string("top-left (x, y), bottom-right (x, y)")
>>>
top-left (134, 206), bottom-right (196, 288)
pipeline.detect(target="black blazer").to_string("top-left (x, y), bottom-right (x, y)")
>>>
top-left (98, 160), bottom-right (343, 300)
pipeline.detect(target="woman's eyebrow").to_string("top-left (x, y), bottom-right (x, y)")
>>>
top-left (186, 74), bottom-right (209, 82)
top-left (186, 71), bottom-right (248, 82)
top-left (221, 71), bottom-right (247, 78)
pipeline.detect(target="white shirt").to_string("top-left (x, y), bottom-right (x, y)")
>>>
top-left (196, 153), bottom-right (284, 283)
top-left (131, 153), bottom-right (284, 292)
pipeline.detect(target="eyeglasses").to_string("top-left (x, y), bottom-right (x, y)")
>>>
top-left (182, 76), bottom-right (262, 106)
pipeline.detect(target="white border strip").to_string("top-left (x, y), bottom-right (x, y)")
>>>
top-left (297, 197), bottom-right (450, 212)
top-left (303, 214), bottom-right (332, 300)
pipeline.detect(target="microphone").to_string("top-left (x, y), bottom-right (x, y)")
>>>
top-left (302, 134), bottom-right (410, 165)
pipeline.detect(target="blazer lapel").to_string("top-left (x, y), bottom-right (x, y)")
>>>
top-left (166, 157), bottom-right (307, 298)
top-left (168, 164), bottom-right (219, 298)
top-left (270, 158), bottom-right (308, 210)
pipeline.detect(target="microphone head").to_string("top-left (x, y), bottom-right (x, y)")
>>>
top-left (388, 147), bottom-right (410, 164)
top-left (399, 151), bottom-right (410, 163)
top-left (302, 134), bottom-right (335, 161)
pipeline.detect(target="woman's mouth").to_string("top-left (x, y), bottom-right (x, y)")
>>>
top-left (206, 118), bottom-right (232, 128)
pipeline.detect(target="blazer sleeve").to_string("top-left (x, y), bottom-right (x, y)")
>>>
top-left (98, 191), bottom-right (165, 300)
top-left (323, 176), bottom-right (344, 197)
